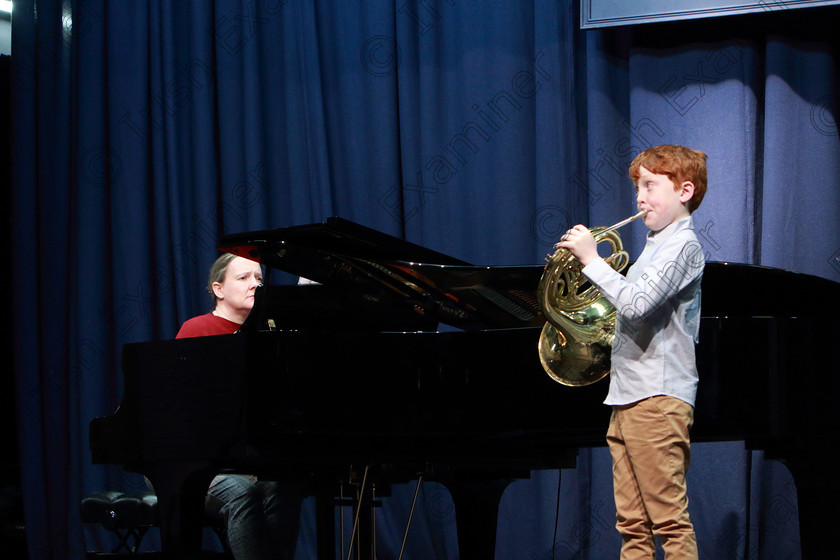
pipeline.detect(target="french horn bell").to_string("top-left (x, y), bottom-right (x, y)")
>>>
top-left (537, 210), bottom-right (647, 386)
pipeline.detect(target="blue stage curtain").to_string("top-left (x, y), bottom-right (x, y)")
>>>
top-left (11, 1), bottom-right (838, 559)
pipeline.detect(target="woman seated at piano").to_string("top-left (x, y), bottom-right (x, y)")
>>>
top-left (177, 252), bottom-right (301, 560)
top-left (177, 253), bottom-right (263, 337)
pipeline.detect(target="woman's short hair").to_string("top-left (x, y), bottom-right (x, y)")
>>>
top-left (206, 253), bottom-right (237, 299)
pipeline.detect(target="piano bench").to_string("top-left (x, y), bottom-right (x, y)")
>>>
top-left (80, 490), bottom-right (231, 558)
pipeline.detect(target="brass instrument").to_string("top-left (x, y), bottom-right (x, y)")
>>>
top-left (537, 210), bottom-right (647, 386)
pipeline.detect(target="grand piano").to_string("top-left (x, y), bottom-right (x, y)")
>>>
top-left (90, 217), bottom-right (840, 559)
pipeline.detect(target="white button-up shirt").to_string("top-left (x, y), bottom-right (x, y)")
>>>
top-left (582, 216), bottom-right (704, 407)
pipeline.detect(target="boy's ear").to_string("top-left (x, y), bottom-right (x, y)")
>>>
top-left (679, 181), bottom-right (695, 204)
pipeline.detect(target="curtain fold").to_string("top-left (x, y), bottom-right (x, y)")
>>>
top-left (12, 1), bottom-right (838, 559)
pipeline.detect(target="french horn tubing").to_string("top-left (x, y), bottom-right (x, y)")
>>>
top-left (537, 210), bottom-right (647, 386)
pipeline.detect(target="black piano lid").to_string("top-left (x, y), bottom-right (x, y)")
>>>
top-left (218, 217), bottom-right (840, 330)
top-left (218, 217), bottom-right (545, 331)
top-left (219, 217), bottom-right (470, 267)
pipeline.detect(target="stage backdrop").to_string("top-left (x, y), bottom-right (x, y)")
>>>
top-left (11, 1), bottom-right (839, 559)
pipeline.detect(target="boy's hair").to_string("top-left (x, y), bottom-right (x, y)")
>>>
top-left (629, 145), bottom-right (707, 212)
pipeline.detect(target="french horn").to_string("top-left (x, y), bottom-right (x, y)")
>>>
top-left (537, 210), bottom-right (647, 386)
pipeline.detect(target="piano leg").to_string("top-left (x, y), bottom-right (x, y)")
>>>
top-left (314, 485), bottom-right (338, 560)
top-left (144, 462), bottom-right (215, 560)
top-left (313, 473), bottom-right (379, 560)
top-left (445, 477), bottom-right (516, 560)
top-left (349, 480), bottom-right (377, 560)
top-left (784, 453), bottom-right (840, 559)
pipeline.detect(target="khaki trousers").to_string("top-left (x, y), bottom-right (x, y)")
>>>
top-left (607, 396), bottom-right (698, 560)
